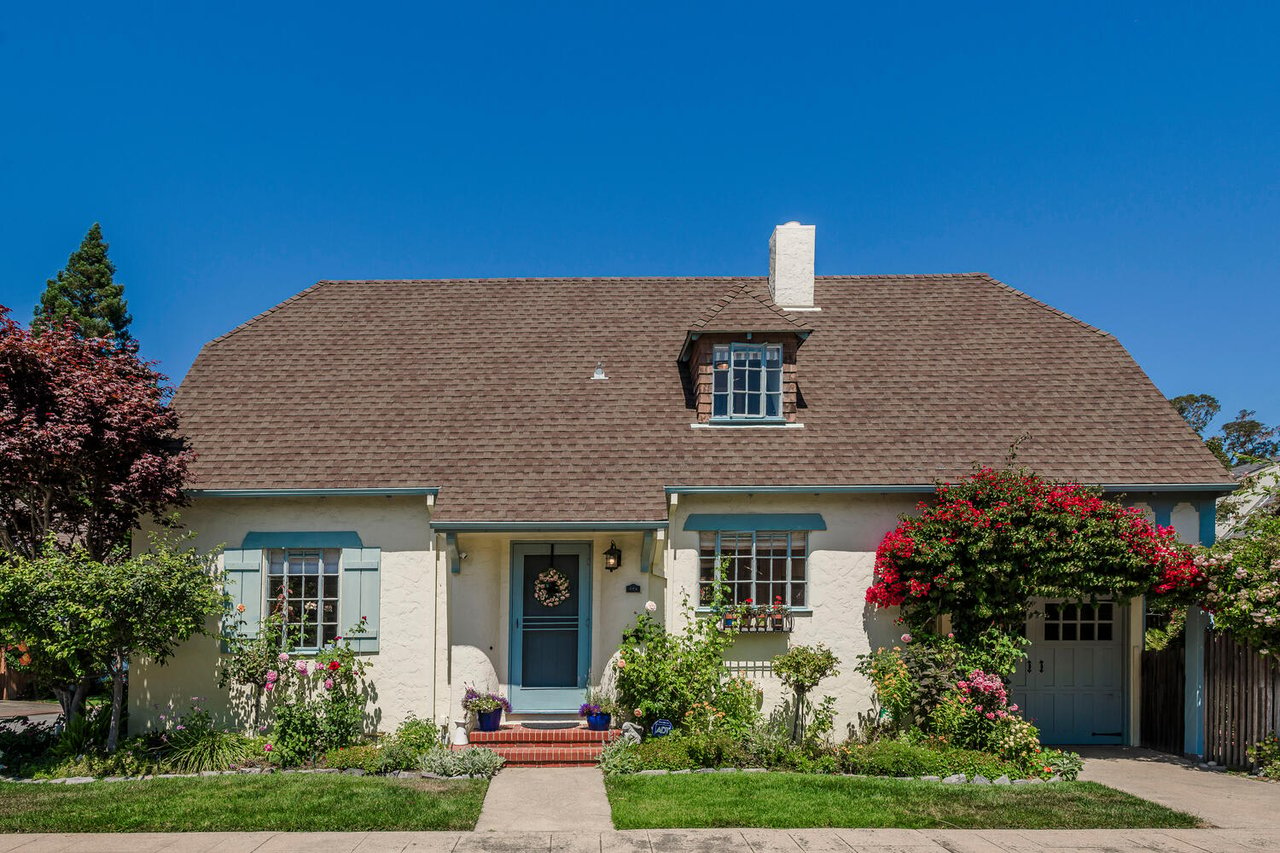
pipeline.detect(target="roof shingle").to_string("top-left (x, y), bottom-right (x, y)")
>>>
top-left (175, 274), bottom-right (1231, 521)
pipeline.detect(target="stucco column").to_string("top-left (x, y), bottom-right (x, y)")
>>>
top-left (1183, 606), bottom-right (1208, 758)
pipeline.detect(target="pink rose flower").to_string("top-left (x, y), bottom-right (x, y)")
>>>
top-left (278, 653), bottom-right (290, 662)
top-left (263, 743), bottom-right (273, 752)
top-left (265, 670), bottom-right (278, 683)
top-left (295, 661), bottom-right (308, 675)
top-left (901, 633), bottom-right (912, 643)
top-left (264, 682), bottom-right (275, 692)
top-left (324, 678), bottom-right (334, 690)
top-left (985, 712), bottom-right (996, 720)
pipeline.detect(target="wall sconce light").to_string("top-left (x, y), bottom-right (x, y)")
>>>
top-left (603, 540), bottom-right (622, 571)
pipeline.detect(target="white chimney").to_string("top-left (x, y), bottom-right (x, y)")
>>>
top-left (768, 221), bottom-right (816, 309)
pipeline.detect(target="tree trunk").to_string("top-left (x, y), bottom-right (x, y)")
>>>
top-left (53, 679), bottom-right (89, 724)
top-left (106, 655), bottom-right (125, 752)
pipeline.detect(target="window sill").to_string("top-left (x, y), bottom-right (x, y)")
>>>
top-left (692, 421), bottom-right (803, 429)
top-left (696, 607), bottom-right (812, 615)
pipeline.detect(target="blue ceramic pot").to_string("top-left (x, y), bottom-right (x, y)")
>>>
top-left (477, 709), bottom-right (503, 732)
top-left (586, 712), bottom-right (611, 732)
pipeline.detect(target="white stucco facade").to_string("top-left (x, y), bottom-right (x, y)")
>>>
top-left (131, 488), bottom-right (1219, 746)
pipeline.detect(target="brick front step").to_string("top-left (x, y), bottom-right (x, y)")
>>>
top-left (469, 724), bottom-right (620, 745)
top-left (466, 743), bottom-right (605, 766)
top-left (461, 724), bottom-right (619, 766)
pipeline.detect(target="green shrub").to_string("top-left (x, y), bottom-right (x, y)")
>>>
top-left (419, 747), bottom-right (505, 778)
top-left (51, 705), bottom-right (110, 758)
top-left (321, 743), bottom-right (384, 772)
top-left (597, 740), bottom-right (643, 775)
top-left (0, 717), bottom-right (59, 770)
top-left (391, 715), bottom-right (443, 754)
top-left (834, 736), bottom-right (1080, 781)
top-left (632, 736), bottom-right (696, 771)
top-left (29, 737), bottom-right (162, 779)
top-left (159, 704), bottom-right (254, 773)
top-left (613, 593), bottom-right (738, 730)
top-left (682, 731), bottom-right (752, 768)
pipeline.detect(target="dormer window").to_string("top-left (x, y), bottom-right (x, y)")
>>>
top-left (712, 343), bottom-right (783, 420)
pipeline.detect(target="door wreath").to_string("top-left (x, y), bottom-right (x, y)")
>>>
top-left (534, 568), bottom-right (571, 607)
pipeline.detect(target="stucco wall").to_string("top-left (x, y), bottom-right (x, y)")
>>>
top-left (129, 496), bottom-right (436, 734)
top-left (442, 531), bottom-right (663, 720)
top-left (665, 493), bottom-right (918, 734)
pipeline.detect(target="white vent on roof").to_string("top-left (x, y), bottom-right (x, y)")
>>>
top-left (591, 360), bottom-right (608, 380)
top-left (768, 221), bottom-right (816, 310)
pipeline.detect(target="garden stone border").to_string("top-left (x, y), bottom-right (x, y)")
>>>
top-left (0, 767), bottom-right (493, 785)
top-left (625, 768), bottom-right (1067, 783)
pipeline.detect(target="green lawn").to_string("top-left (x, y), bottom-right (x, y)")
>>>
top-left (0, 774), bottom-right (488, 832)
top-left (605, 774), bottom-right (1203, 830)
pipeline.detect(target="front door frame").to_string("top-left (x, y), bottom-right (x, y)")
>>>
top-left (508, 540), bottom-right (593, 712)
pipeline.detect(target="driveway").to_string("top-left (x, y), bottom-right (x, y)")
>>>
top-left (1078, 746), bottom-right (1280, 829)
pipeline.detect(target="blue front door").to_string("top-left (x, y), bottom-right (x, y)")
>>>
top-left (510, 542), bottom-right (592, 712)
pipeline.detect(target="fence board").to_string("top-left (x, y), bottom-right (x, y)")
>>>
top-left (1204, 633), bottom-right (1280, 768)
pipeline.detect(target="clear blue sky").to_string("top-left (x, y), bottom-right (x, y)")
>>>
top-left (1, 2), bottom-right (1276, 429)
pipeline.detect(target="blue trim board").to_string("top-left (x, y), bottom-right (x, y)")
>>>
top-left (433, 521), bottom-right (666, 531)
top-left (445, 532), bottom-right (461, 574)
top-left (241, 531), bottom-right (363, 549)
top-left (192, 487), bottom-right (439, 498)
top-left (1197, 499), bottom-right (1217, 547)
top-left (640, 530), bottom-right (654, 573)
top-left (684, 513), bottom-right (827, 532)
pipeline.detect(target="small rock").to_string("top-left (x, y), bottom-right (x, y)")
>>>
top-left (1198, 762), bottom-right (1211, 770)
top-left (942, 774), bottom-right (966, 784)
top-left (694, 768), bottom-right (716, 773)
top-left (743, 767), bottom-right (767, 773)
top-left (621, 722), bottom-right (643, 744)
top-left (1012, 779), bottom-right (1032, 786)
top-left (920, 775), bottom-right (941, 782)
top-left (240, 767), bottom-right (262, 774)
top-left (45, 778), bottom-right (67, 784)
top-left (64, 777), bottom-right (95, 785)
top-left (314, 768), bottom-right (340, 774)
top-left (200, 770), bottom-right (220, 777)
top-left (718, 767), bottom-right (738, 772)
top-left (421, 772), bottom-right (442, 779)
top-left (1047, 775), bottom-right (1062, 783)
top-left (103, 776), bottom-right (125, 783)
top-left (971, 775), bottom-right (991, 785)
top-left (993, 775), bottom-right (1011, 785)
top-left (672, 769), bottom-right (692, 774)
top-left (1029, 777), bottom-right (1044, 784)
top-left (637, 769), bottom-right (666, 776)
top-left (342, 768), bottom-right (366, 776)
top-left (1207, 761), bottom-right (1218, 767)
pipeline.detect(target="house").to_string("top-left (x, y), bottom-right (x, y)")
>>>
top-left (130, 223), bottom-right (1233, 752)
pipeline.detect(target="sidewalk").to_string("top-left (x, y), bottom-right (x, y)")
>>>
top-left (474, 768), bottom-right (613, 832)
top-left (1077, 746), bottom-right (1280, 829)
top-left (1, 828), bottom-right (1278, 852)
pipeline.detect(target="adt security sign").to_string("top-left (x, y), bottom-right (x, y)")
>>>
top-left (650, 719), bottom-right (673, 737)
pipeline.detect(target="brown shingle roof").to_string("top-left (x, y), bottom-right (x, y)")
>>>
top-left (689, 282), bottom-right (811, 334)
top-left (175, 274), bottom-right (1231, 521)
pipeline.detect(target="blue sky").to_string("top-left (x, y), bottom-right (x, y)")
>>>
top-left (1, 2), bottom-right (1276, 429)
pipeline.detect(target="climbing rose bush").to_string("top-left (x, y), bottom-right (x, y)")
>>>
top-left (867, 467), bottom-right (1201, 644)
top-left (1198, 514), bottom-right (1280, 652)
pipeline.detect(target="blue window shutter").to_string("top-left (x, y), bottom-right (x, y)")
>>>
top-left (341, 547), bottom-right (381, 652)
top-left (222, 549), bottom-right (264, 643)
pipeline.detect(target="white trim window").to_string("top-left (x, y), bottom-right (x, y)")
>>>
top-left (711, 343), bottom-right (783, 420)
top-left (267, 548), bottom-right (340, 648)
top-left (698, 530), bottom-right (808, 607)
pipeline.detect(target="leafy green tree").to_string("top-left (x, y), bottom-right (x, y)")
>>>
top-left (1221, 409), bottom-right (1279, 464)
top-left (32, 223), bottom-right (132, 344)
top-left (0, 535), bottom-right (224, 750)
top-left (1170, 393), bottom-right (1221, 437)
top-left (772, 643), bottom-right (840, 744)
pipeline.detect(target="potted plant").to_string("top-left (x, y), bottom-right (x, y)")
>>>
top-left (579, 688), bottom-right (613, 731)
top-left (463, 686), bottom-right (512, 732)
top-left (770, 595), bottom-right (790, 630)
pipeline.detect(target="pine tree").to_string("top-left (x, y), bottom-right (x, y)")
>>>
top-left (32, 223), bottom-right (132, 343)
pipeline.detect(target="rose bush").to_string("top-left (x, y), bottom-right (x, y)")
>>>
top-left (867, 467), bottom-right (1200, 653)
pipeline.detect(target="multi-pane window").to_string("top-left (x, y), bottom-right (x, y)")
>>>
top-left (1043, 601), bottom-right (1114, 642)
top-left (712, 343), bottom-right (783, 420)
top-left (698, 531), bottom-right (807, 607)
top-left (267, 549), bottom-right (340, 648)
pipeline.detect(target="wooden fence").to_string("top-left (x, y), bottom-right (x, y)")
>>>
top-left (1204, 633), bottom-right (1280, 768)
top-left (1140, 646), bottom-right (1184, 755)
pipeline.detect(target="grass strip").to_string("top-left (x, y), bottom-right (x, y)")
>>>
top-left (605, 773), bottom-right (1202, 830)
top-left (0, 774), bottom-right (487, 832)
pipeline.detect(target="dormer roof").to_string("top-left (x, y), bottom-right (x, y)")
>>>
top-left (689, 281), bottom-right (812, 334)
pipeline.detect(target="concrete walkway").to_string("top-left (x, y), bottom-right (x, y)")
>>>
top-left (1, 829), bottom-right (1278, 852)
top-left (474, 768), bottom-right (613, 833)
top-left (1078, 746), bottom-right (1280, 829)
top-left (0, 700), bottom-right (60, 720)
